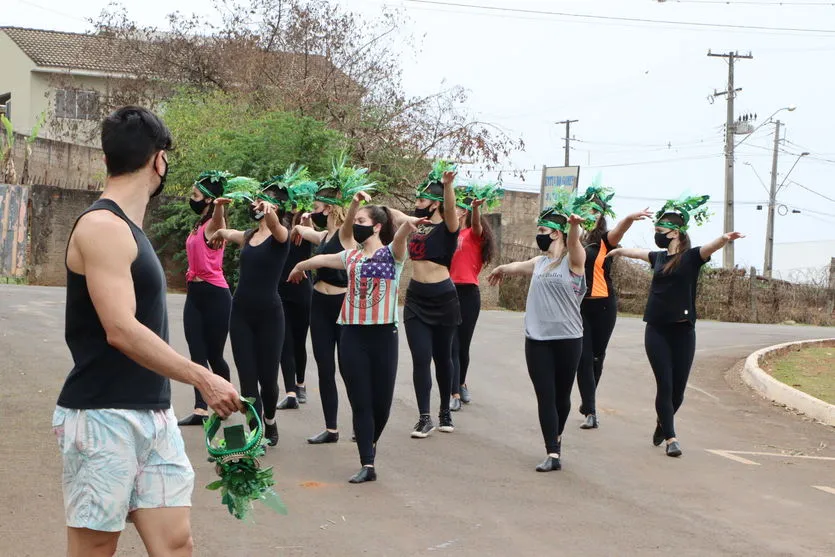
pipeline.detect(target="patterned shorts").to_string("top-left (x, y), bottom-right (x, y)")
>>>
top-left (52, 406), bottom-right (195, 532)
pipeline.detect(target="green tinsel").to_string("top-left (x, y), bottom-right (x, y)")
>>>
top-left (457, 182), bottom-right (504, 211)
top-left (204, 399), bottom-right (287, 521)
top-left (315, 153), bottom-right (376, 207)
top-left (654, 193), bottom-right (711, 231)
top-left (577, 173), bottom-right (616, 218)
top-left (537, 188), bottom-right (597, 232)
top-left (416, 160), bottom-right (457, 202)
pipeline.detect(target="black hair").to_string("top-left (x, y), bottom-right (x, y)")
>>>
top-left (658, 212), bottom-right (691, 274)
top-left (362, 204), bottom-right (395, 245)
top-left (423, 182), bottom-right (446, 213)
top-left (192, 176), bottom-right (227, 232)
top-left (101, 106), bottom-right (172, 177)
top-left (465, 210), bottom-right (497, 265)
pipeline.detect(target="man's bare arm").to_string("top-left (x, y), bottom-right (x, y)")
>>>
top-left (74, 212), bottom-right (242, 417)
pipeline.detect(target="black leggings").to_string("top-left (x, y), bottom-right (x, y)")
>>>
top-left (451, 284), bottom-right (481, 395)
top-left (310, 290), bottom-right (344, 430)
top-left (577, 297), bottom-right (618, 416)
top-left (644, 322), bottom-right (696, 440)
top-left (280, 289), bottom-right (312, 393)
top-left (525, 337), bottom-right (583, 454)
top-left (183, 281), bottom-right (232, 411)
top-left (230, 300), bottom-right (284, 421)
top-left (406, 318), bottom-right (456, 415)
top-left (340, 325), bottom-right (399, 466)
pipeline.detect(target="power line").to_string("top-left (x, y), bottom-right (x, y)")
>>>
top-left (668, 0), bottom-right (835, 5)
top-left (402, 0), bottom-right (835, 34)
top-left (788, 180), bottom-right (835, 204)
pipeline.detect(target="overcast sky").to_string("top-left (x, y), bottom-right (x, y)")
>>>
top-left (5, 0), bottom-right (835, 275)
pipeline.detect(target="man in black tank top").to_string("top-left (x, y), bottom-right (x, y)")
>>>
top-left (55, 106), bottom-right (242, 557)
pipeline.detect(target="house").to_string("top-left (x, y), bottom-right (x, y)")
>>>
top-left (0, 27), bottom-right (147, 147)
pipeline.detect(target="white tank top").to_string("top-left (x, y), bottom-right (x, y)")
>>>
top-left (524, 255), bottom-right (586, 340)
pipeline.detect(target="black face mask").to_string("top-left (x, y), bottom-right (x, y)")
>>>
top-left (353, 224), bottom-right (375, 244)
top-left (536, 233), bottom-right (554, 252)
top-left (151, 157), bottom-right (168, 198)
top-left (311, 211), bottom-right (328, 229)
top-left (249, 205), bottom-right (265, 222)
top-left (414, 206), bottom-right (434, 218)
top-left (189, 198), bottom-right (208, 215)
top-left (654, 232), bottom-right (673, 249)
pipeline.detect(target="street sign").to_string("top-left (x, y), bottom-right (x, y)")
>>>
top-left (539, 165), bottom-right (580, 210)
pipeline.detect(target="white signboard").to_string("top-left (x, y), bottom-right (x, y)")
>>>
top-left (540, 166), bottom-right (580, 209)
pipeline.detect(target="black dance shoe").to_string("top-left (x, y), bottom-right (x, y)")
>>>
top-left (653, 424), bottom-right (665, 447)
top-left (177, 413), bottom-right (207, 427)
top-left (277, 396), bottom-right (299, 410)
top-left (536, 456), bottom-right (562, 472)
top-left (666, 441), bottom-right (682, 458)
top-left (265, 422), bottom-right (279, 447)
top-left (307, 430), bottom-right (339, 444)
top-left (438, 410), bottom-right (455, 433)
top-left (297, 386), bottom-right (307, 404)
top-left (349, 466), bottom-right (377, 484)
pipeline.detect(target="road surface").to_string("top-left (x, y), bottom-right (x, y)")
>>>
top-left (1, 285), bottom-right (833, 556)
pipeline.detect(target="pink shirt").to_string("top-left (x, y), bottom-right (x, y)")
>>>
top-left (185, 222), bottom-right (228, 288)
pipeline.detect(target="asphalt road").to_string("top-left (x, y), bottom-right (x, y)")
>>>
top-left (1, 284), bottom-right (834, 556)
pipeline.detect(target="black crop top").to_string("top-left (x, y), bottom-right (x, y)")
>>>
top-left (408, 222), bottom-right (459, 268)
top-left (313, 233), bottom-right (348, 287)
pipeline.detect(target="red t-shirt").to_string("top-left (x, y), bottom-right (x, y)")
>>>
top-left (450, 227), bottom-right (484, 285)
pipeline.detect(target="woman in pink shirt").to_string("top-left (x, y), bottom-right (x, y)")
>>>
top-left (177, 171), bottom-right (233, 426)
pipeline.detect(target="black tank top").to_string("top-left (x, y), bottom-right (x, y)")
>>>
top-left (278, 239), bottom-right (313, 298)
top-left (313, 233), bottom-right (348, 287)
top-left (57, 199), bottom-right (170, 410)
top-left (408, 222), bottom-right (459, 268)
top-left (234, 231), bottom-right (289, 306)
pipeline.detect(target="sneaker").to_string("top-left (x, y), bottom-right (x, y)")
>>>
top-left (265, 422), bottom-right (279, 447)
top-left (580, 414), bottom-right (598, 430)
top-left (460, 385), bottom-right (471, 404)
top-left (450, 397), bottom-right (462, 412)
top-left (298, 386), bottom-right (307, 404)
top-left (438, 410), bottom-right (455, 433)
top-left (411, 415), bottom-right (435, 438)
top-left (277, 395), bottom-right (299, 410)
top-left (536, 455), bottom-right (562, 472)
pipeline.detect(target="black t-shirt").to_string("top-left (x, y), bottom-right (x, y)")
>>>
top-left (313, 233), bottom-right (348, 287)
top-left (583, 231), bottom-right (616, 299)
top-left (643, 247), bottom-right (708, 325)
top-left (408, 222), bottom-right (459, 268)
top-left (58, 199), bottom-right (171, 410)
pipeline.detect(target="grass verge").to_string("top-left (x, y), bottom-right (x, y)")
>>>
top-left (763, 345), bottom-right (835, 405)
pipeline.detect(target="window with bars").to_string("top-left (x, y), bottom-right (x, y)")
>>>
top-left (55, 89), bottom-right (99, 120)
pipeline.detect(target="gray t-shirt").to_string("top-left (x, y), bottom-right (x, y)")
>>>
top-left (524, 255), bottom-right (586, 341)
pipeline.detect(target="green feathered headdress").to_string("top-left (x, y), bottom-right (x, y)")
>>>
top-left (578, 173), bottom-right (616, 219)
top-left (315, 154), bottom-right (376, 207)
top-left (222, 176), bottom-right (262, 203)
top-left (194, 170), bottom-right (232, 199)
top-left (416, 160), bottom-right (457, 202)
top-left (285, 180), bottom-right (319, 213)
top-left (655, 193), bottom-right (711, 232)
top-left (537, 189), bottom-right (597, 233)
top-left (258, 164), bottom-right (313, 210)
top-left (456, 182), bottom-right (505, 211)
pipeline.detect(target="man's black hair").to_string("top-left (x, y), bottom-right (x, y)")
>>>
top-left (101, 106), bottom-right (173, 177)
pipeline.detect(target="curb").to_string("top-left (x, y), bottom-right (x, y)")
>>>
top-left (742, 338), bottom-right (835, 427)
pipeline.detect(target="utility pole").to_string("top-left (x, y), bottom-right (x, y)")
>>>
top-left (556, 119), bottom-right (578, 166)
top-left (764, 120), bottom-right (781, 279)
top-left (708, 50), bottom-right (753, 269)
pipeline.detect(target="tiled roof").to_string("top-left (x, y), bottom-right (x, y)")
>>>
top-left (1, 27), bottom-right (150, 74)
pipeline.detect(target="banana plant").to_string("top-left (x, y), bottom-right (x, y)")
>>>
top-left (20, 111), bottom-right (47, 184)
top-left (0, 114), bottom-right (15, 185)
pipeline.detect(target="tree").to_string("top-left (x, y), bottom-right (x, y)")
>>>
top-left (63, 0), bottom-right (523, 199)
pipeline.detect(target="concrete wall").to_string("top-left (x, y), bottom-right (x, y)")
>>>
top-left (0, 31), bottom-right (36, 134)
top-left (12, 132), bottom-right (105, 189)
top-left (499, 189), bottom-right (540, 252)
top-left (26, 186), bottom-right (168, 286)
